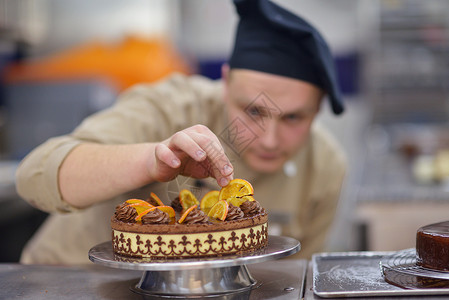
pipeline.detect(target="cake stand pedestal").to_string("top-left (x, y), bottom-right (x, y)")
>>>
top-left (89, 235), bottom-right (300, 298)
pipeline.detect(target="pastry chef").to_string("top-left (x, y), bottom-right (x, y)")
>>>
top-left (16, 0), bottom-right (346, 264)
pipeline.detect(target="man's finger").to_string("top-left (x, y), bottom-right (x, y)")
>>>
top-left (169, 131), bottom-right (208, 162)
top-left (187, 131), bottom-right (234, 178)
top-left (154, 143), bottom-right (180, 168)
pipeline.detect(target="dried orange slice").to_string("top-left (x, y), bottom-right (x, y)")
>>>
top-left (155, 205), bottom-right (175, 218)
top-left (125, 199), bottom-right (150, 206)
top-left (135, 206), bottom-right (175, 221)
top-left (125, 199), bottom-right (154, 215)
top-left (218, 179), bottom-right (254, 201)
top-left (135, 207), bottom-right (153, 221)
top-left (207, 200), bottom-right (229, 221)
top-left (127, 202), bottom-right (154, 208)
top-left (150, 192), bottom-right (164, 206)
top-left (227, 195), bottom-right (255, 207)
top-left (132, 204), bottom-right (154, 216)
top-left (179, 189), bottom-right (199, 211)
top-left (178, 205), bottom-right (198, 224)
top-left (200, 190), bottom-right (220, 213)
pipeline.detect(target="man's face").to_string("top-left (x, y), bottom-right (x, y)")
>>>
top-left (223, 68), bottom-right (323, 173)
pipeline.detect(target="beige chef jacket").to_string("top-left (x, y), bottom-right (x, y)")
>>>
top-left (16, 73), bottom-right (346, 265)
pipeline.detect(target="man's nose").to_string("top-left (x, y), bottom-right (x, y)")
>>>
top-left (258, 119), bottom-right (279, 149)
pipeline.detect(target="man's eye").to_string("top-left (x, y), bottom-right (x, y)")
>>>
top-left (247, 106), bottom-right (261, 116)
top-left (283, 114), bottom-right (302, 122)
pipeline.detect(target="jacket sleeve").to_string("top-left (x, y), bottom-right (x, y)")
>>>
top-left (15, 73), bottom-right (222, 213)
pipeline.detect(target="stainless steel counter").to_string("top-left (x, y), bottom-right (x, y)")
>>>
top-left (0, 259), bottom-right (307, 299)
top-left (4, 256), bottom-right (449, 299)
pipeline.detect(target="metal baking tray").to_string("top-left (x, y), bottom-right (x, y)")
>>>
top-left (312, 251), bottom-right (449, 298)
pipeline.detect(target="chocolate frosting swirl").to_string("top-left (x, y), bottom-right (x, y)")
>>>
top-left (171, 197), bottom-right (183, 213)
top-left (183, 208), bottom-right (210, 224)
top-left (141, 209), bottom-right (170, 224)
top-left (115, 203), bottom-right (137, 223)
top-left (146, 197), bottom-right (160, 207)
top-left (240, 200), bottom-right (264, 216)
top-left (226, 204), bottom-right (244, 221)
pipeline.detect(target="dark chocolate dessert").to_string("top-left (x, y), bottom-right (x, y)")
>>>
top-left (416, 221), bottom-right (449, 271)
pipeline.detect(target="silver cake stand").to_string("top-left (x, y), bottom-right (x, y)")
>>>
top-left (89, 235), bottom-right (300, 298)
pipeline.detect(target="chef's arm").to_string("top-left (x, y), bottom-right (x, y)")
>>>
top-left (58, 125), bottom-right (233, 209)
top-left (58, 143), bottom-right (155, 208)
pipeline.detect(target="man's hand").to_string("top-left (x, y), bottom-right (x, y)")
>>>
top-left (150, 125), bottom-right (234, 187)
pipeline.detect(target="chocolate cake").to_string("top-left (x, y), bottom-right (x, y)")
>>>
top-left (416, 221), bottom-right (449, 271)
top-left (111, 191), bottom-right (268, 259)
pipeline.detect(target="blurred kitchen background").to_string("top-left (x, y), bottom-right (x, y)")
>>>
top-left (0, 0), bottom-right (448, 262)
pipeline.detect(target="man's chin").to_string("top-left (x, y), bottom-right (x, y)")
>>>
top-left (245, 157), bottom-right (285, 174)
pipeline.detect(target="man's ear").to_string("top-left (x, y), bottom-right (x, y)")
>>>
top-left (221, 64), bottom-right (231, 104)
top-left (221, 63), bottom-right (230, 83)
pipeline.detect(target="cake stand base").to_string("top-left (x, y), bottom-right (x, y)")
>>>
top-left (89, 235), bottom-right (300, 298)
top-left (131, 265), bottom-right (257, 298)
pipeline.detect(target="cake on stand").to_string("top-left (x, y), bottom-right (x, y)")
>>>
top-left (89, 235), bottom-right (300, 298)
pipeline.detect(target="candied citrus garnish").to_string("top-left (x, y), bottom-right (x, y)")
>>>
top-left (207, 200), bottom-right (229, 221)
top-left (244, 195), bottom-right (255, 202)
top-left (125, 199), bottom-right (154, 213)
top-left (135, 207), bottom-right (153, 221)
top-left (178, 205), bottom-right (198, 224)
top-left (126, 199), bottom-right (154, 212)
top-left (227, 195), bottom-right (255, 207)
top-left (127, 202), bottom-right (154, 208)
top-left (135, 206), bottom-right (175, 221)
top-left (150, 192), bottom-right (164, 206)
top-left (125, 199), bottom-right (150, 206)
top-left (132, 204), bottom-right (154, 216)
top-left (200, 190), bottom-right (220, 213)
top-left (218, 179), bottom-right (254, 201)
top-left (155, 205), bottom-right (175, 218)
top-left (179, 189), bottom-right (199, 211)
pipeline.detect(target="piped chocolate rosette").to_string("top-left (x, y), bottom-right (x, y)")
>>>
top-left (240, 200), bottom-right (264, 216)
top-left (114, 198), bottom-right (175, 224)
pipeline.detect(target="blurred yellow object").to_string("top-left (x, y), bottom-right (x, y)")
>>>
top-left (434, 150), bottom-right (449, 181)
top-left (4, 35), bottom-right (191, 91)
top-left (413, 150), bottom-right (449, 183)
